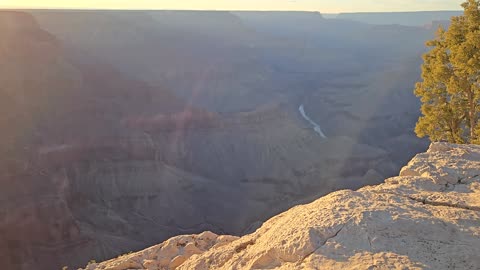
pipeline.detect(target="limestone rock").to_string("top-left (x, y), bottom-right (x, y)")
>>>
top-left (85, 143), bottom-right (480, 269)
top-left (80, 231), bottom-right (239, 270)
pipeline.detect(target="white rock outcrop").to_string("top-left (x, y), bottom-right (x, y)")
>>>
top-left (82, 231), bottom-right (239, 270)
top-left (83, 143), bottom-right (480, 270)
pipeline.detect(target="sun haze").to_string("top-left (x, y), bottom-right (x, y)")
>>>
top-left (1, 0), bottom-right (464, 12)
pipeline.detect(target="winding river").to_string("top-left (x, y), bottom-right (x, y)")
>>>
top-left (299, 104), bottom-right (327, 139)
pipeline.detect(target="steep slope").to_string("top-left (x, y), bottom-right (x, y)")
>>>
top-left (0, 11), bottom-right (201, 270)
top-left (0, 12), bottom-right (101, 269)
top-left (83, 142), bottom-right (480, 269)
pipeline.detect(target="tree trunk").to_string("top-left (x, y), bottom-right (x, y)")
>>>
top-left (451, 119), bottom-right (460, 143)
top-left (469, 90), bottom-right (476, 142)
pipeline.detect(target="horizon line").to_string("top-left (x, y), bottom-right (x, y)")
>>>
top-left (0, 8), bottom-right (463, 14)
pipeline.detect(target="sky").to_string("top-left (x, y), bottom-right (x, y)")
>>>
top-left (0, 0), bottom-right (464, 13)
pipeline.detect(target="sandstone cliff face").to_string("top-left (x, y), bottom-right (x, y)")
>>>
top-left (84, 142), bottom-right (480, 270)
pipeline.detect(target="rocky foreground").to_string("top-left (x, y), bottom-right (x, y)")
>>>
top-left (82, 143), bottom-right (480, 270)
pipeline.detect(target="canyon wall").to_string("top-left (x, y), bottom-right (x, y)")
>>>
top-left (83, 142), bottom-right (480, 270)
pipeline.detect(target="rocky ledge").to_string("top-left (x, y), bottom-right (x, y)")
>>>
top-left (83, 143), bottom-right (480, 270)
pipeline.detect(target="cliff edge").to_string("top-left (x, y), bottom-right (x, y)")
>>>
top-left (82, 142), bottom-right (480, 270)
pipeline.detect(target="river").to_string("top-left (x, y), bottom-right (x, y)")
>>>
top-left (299, 104), bottom-right (327, 139)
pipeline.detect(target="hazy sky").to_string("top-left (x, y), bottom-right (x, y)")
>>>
top-left (0, 0), bottom-right (464, 13)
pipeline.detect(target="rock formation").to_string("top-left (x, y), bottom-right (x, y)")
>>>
top-left (83, 142), bottom-right (480, 269)
top-left (82, 232), bottom-right (239, 270)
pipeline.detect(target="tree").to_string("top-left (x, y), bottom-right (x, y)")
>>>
top-left (415, 27), bottom-right (466, 143)
top-left (415, 0), bottom-right (480, 144)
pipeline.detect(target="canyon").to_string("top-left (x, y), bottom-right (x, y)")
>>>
top-left (0, 10), bottom-right (457, 269)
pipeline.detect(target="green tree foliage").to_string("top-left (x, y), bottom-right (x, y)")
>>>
top-left (415, 0), bottom-right (480, 144)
